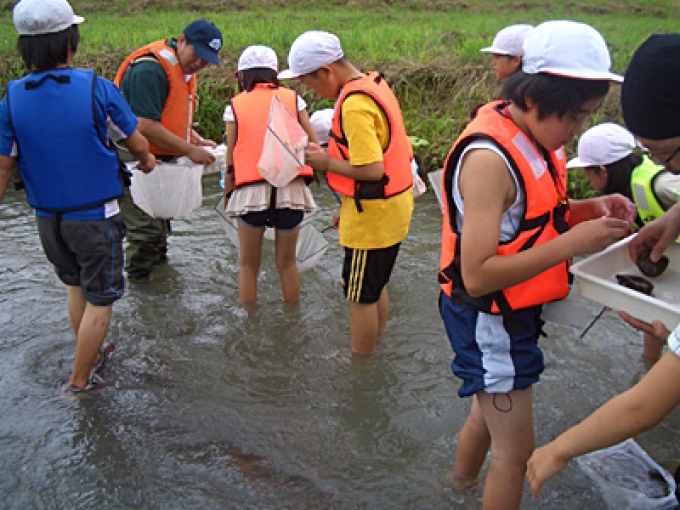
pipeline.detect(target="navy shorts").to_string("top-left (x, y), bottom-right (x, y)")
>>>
top-left (238, 208), bottom-right (304, 232)
top-left (37, 215), bottom-right (125, 306)
top-left (439, 292), bottom-right (544, 397)
top-left (342, 243), bottom-right (401, 303)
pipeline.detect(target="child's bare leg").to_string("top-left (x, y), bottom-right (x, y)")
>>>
top-left (349, 301), bottom-right (379, 355)
top-left (452, 394), bottom-right (491, 483)
top-left (237, 224), bottom-right (265, 304)
top-left (69, 301), bottom-right (113, 388)
top-left (478, 387), bottom-right (534, 510)
top-left (274, 227), bottom-right (300, 302)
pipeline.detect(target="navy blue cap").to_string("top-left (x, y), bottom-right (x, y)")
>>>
top-left (182, 20), bottom-right (222, 67)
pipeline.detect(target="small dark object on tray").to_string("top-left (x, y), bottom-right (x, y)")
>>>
top-left (636, 250), bottom-right (669, 277)
top-left (616, 274), bottom-right (654, 296)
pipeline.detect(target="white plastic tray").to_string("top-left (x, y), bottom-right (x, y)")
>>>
top-left (570, 234), bottom-right (680, 328)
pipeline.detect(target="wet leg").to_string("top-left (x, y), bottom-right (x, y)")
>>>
top-left (68, 286), bottom-right (112, 388)
top-left (238, 223), bottom-right (265, 304)
top-left (349, 301), bottom-right (379, 355)
top-left (452, 394), bottom-right (491, 484)
top-left (274, 227), bottom-right (300, 302)
top-left (478, 388), bottom-right (534, 510)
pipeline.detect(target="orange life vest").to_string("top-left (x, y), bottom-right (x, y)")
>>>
top-left (327, 72), bottom-right (413, 210)
top-left (439, 101), bottom-right (571, 322)
top-left (114, 40), bottom-right (197, 157)
top-left (230, 84), bottom-right (314, 187)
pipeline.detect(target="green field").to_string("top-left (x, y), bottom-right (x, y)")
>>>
top-left (1, 0), bottom-right (677, 195)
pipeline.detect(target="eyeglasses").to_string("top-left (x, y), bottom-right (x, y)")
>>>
top-left (662, 145), bottom-right (680, 166)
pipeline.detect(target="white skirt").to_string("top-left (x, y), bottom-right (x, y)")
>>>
top-left (225, 177), bottom-right (317, 217)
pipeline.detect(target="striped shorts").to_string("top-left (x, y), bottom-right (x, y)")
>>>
top-left (342, 243), bottom-right (401, 303)
top-left (439, 292), bottom-right (545, 397)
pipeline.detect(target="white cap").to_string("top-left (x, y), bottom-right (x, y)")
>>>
top-left (522, 20), bottom-right (623, 83)
top-left (309, 108), bottom-right (334, 145)
top-left (237, 45), bottom-right (278, 71)
top-left (480, 24), bottom-right (533, 56)
top-left (566, 123), bottom-right (637, 169)
top-left (278, 31), bottom-right (344, 80)
top-left (14, 0), bottom-right (84, 36)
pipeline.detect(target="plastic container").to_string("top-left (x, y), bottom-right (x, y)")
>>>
top-left (570, 235), bottom-right (680, 328)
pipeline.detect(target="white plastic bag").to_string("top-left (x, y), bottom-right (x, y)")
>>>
top-left (176, 144), bottom-right (226, 175)
top-left (576, 439), bottom-right (677, 509)
top-left (214, 197), bottom-right (328, 272)
top-left (129, 162), bottom-right (203, 219)
top-left (257, 95), bottom-right (308, 188)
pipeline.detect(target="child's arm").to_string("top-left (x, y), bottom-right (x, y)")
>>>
top-left (0, 155), bottom-right (14, 202)
top-left (458, 150), bottom-right (630, 297)
top-left (122, 130), bottom-right (155, 173)
top-left (527, 347), bottom-right (680, 498)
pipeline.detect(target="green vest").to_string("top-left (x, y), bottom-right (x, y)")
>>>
top-left (631, 155), bottom-right (667, 225)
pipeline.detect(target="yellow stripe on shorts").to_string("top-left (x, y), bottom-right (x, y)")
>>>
top-left (347, 249), bottom-right (368, 301)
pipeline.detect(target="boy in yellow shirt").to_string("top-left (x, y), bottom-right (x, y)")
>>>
top-left (279, 31), bottom-right (414, 356)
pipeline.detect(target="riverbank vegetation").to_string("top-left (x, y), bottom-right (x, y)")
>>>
top-left (0, 0), bottom-right (677, 197)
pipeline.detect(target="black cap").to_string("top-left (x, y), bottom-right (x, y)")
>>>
top-left (622, 34), bottom-right (680, 140)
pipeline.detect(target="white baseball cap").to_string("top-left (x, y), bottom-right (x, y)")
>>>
top-left (237, 45), bottom-right (278, 71)
top-left (14, 0), bottom-right (84, 36)
top-left (566, 123), bottom-right (638, 169)
top-left (278, 31), bottom-right (344, 80)
top-left (309, 108), bottom-right (334, 145)
top-left (522, 20), bottom-right (623, 83)
top-left (480, 24), bottom-right (533, 56)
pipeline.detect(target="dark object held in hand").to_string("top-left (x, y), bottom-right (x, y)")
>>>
top-left (616, 274), bottom-right (654, 295)
top-left (636, 250), bottom-right (669, 277)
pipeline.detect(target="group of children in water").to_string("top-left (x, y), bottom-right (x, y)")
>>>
top-left (1, 0), bottom-right (679, 506)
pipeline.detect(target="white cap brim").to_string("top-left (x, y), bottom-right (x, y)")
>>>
top-left (277, 69), bottom-right (299, 80)
top-left (566, 156), bottom-right (591, 169)
top-left (539, 67), bottom-right (623, 83)
top-left (480, 46), bottom-right (512, 55)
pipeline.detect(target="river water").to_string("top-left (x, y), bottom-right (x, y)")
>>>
top-left (1, 174), bottom-right (679, 509)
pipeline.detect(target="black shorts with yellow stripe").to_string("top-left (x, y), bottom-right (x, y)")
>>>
top-left (342, 243), bottom-right (401, 303)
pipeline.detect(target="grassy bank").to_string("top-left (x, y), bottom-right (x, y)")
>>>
top-left (0, 1), bottom-right (677, 196)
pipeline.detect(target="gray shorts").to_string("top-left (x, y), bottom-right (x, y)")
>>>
top-left (37, 215), bottom-right (125, 306)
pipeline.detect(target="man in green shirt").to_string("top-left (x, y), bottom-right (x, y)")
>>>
top-left (115, 20), bottom-right (222, 281)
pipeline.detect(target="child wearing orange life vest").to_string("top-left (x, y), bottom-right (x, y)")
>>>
top-left (438, 21), bottom-right (636, 509)
top-left (279, 31), bottom-right (414, 357)
top-left (223, 45), bottom-right (319, 304)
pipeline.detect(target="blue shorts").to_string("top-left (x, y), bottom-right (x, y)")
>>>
top-left (439, 292), bottom-right (544, 397)
top-left (238, 208), bottom-right (303, 232)
top-left (37, 215), bottom-right (125, 306)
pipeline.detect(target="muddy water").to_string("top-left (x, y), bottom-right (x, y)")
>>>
top-left (1, 174), bottom-right (678, 509)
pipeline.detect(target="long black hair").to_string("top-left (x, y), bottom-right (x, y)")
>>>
top-left (501, 71), bottom-right (610, 120)
top-left (17, 25), bottom-right (80, 72)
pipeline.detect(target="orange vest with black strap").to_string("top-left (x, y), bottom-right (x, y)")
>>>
top-left (114, 40), bottom-right (196, 157)
top-left (439, 101), bottom-right (571, 324)
top-left (230, 84), bottom-right (314, 187)
top-left (327, 72), bottom-right (413, 211)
